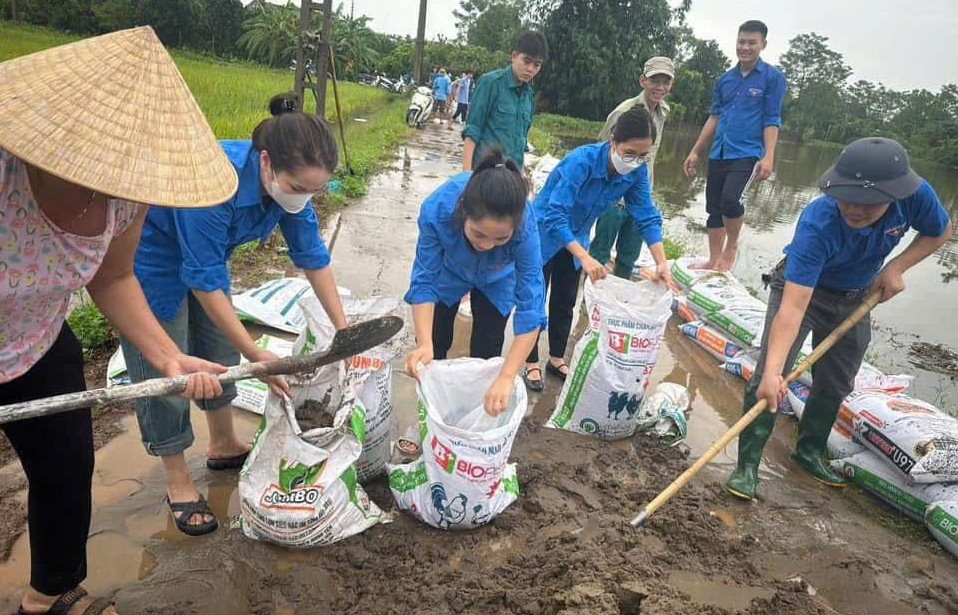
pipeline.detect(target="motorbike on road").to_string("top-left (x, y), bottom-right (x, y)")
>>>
top-left (406, 86), bottom-right (435, 128)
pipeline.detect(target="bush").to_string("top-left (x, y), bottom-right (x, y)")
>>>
top-left (67, 301), bottom-right (115, 357)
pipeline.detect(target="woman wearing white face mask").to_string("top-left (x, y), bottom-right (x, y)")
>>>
top-left (523, 106), bottom-right (674, 390)
top-left (122, 93), bottom-right (347, 536)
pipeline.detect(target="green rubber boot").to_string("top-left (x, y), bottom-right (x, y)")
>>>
top-left (792, 394), bottom-right (847, 488)
top-left (725, 386), bottom-right (778, 500)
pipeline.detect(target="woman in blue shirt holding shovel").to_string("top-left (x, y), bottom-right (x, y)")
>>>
top-left (122, 94), bottom-right (349, 536)
top-left (405, 150), bottom-right (546, 416)
top-left (524, 106), bottom-right (674, 391)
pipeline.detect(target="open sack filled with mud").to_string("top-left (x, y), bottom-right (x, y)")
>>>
top-left (238, 386), bottom-right (386, 548)
top-left (292, 294), bottom-right (410, 482)
top-left (387, 358), bottom-right (524, 530)
top-left (548, 277), bottom-right (672, 439)
top-left (831, 452), bottom-right (958, 522)
top-left (841, 391), bottom-right (958, 484)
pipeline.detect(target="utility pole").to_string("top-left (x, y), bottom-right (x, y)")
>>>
top-left (413, 0), bottom-right (427, 84)
top-left (292, 1), bottom-right (313, 112)
top-left (293, 0), bottom-right (334, 117)
top-left (316, 0), bottom-right (333, 116)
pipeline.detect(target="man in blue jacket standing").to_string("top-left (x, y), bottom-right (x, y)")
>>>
top-left (432, 69), bottom-right (452, 125)
top-left (683, 20), bottom-right (787, 272)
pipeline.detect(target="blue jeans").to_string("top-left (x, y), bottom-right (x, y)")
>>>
top-left (121, 293), bottom-right (240, 457)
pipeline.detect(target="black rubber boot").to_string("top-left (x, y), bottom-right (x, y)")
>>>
top-left (792, 394), bottom-right (847, 488)
top-left (724, 385), bottom-right (778, 500)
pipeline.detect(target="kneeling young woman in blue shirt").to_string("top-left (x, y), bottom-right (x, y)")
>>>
top-left (524, 106), bottom-right (674, 390)
top-left (122, 94), bottom-right (349, 536)
top-left (405, 151), bottom-right (546, 416)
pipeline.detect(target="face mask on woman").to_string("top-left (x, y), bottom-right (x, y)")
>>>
top-left (265, 168), bottom-right (313, 214)
top-left (609, 139), bottom-right (648, 175)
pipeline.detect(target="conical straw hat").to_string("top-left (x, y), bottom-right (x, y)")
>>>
top-left (0, 26), bottom-right (238, 208)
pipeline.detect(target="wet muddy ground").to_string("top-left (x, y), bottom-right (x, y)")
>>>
top-left (1, 124), bottom-right (957, 613)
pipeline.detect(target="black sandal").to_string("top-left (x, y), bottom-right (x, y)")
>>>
top-left (167, 495), bottom-right (219, 537)
top-left (18, 586), bottom-right (113, 615)
top-left (523, 366), bottom-right (544, 392)
top-left (206, 450), bottom-right (249, 471)
top-left (546, 361), bottom-right (570, 381)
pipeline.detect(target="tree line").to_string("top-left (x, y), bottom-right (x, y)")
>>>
top-left (2, 0), bottom-right (955, 166)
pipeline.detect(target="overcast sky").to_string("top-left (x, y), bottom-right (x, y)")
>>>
top-left (277, 0), bottom-right (958, 91)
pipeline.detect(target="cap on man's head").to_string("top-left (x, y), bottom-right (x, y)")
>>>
top-left (820, 137), bottom-right (922, 205)
top-left (643, 56), bottom-right (675, 79)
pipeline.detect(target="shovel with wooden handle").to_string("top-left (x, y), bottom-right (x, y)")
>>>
top-left (630, 292), bottom-right (881, 527)
top-left (0, 315), bottom-right (405, 425)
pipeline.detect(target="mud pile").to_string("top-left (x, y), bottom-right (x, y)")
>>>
top-left (116, 422), bottom-right (842, 615)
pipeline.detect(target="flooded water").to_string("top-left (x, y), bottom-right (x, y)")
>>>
top-left (565, 124), bottom-right (958, 408)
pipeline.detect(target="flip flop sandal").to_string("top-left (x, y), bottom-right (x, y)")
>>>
top-left (523, 366), bottom-right (544, 392)
top-left (17, 586), bottom-right (114, 615)
top-left (206, 450), bottom-right (250, 471)
top-left (167, 495), bottom-right (219, 537)
top-left (545, 361), bottom-right (569, 381)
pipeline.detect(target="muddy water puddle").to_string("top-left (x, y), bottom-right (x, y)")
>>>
top-left (668, 570), bottom-right (775, 612)
top-left (0, 409), bottom-right (260, 610)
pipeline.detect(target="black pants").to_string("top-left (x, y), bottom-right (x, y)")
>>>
top-left (432, 289), bottom-right (508, 360)
top-left (452, 102), bottom-right (469, 122)
top-left (752, 261), bottom-right (870, 400)
top-left (527, 249), bottom-right (581, 363)
top-left (0, 324), bottom-right (93, 596)
top-left (705, 157), bottom-right (758, 228)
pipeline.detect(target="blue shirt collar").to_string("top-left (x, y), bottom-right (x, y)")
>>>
top-left (220, 140), bottom-right (266, 208)
top-left (736, 58), bottom-right (767, 76)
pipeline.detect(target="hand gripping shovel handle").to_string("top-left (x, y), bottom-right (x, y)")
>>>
top-left (0, 315), bottom-right (404, 425)
top-left (630, 292), bottom-right (881, 527)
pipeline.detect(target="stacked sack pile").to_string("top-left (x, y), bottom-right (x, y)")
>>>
top-left (669, 257), bottom-right (958, 558)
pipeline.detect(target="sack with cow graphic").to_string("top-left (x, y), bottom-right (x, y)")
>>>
top-left (238, 383), bottom-right (386, 548)
top-left (547, 277), bottom-right (672, 440)
top-left (387, 358), bottom-right (525, 531)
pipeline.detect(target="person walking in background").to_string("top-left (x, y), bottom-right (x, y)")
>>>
top-left (589, 56), bottom-right (675, 279)
top-left (683, 20), bottom-right (787, 272)
top-left (450, 70), bottom-right (474, 129)
top-left (463, 32), bottom-right (549, 170)
top-left (432, 69), bottom-right (452, 125)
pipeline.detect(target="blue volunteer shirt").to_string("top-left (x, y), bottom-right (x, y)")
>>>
top-left (457, 75), bottom-right (472, 104)
top-left (784, 180), bottom-right (950, 291)
top-left (534, 141), bottom-right (664, 266)
top-left (433, 75), bottom-right (452, 101)
top-left (404, 172), bottom-right (546, 336)
top-left (709, 59), bottom-right (787, 161)
top-left (135, 140), bottom-right (331, 321)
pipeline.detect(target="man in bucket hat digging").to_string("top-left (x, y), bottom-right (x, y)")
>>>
top-left (725, 137), bottom-right (953, 500)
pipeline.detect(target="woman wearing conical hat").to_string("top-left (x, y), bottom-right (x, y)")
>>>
top-left (0, 28), bottom-right (238, 615)
top-left (121, 92), bottom-right (348, 537)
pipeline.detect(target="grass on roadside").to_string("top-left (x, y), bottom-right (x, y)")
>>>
top-left (530, 113), bottom-right (604, 156)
